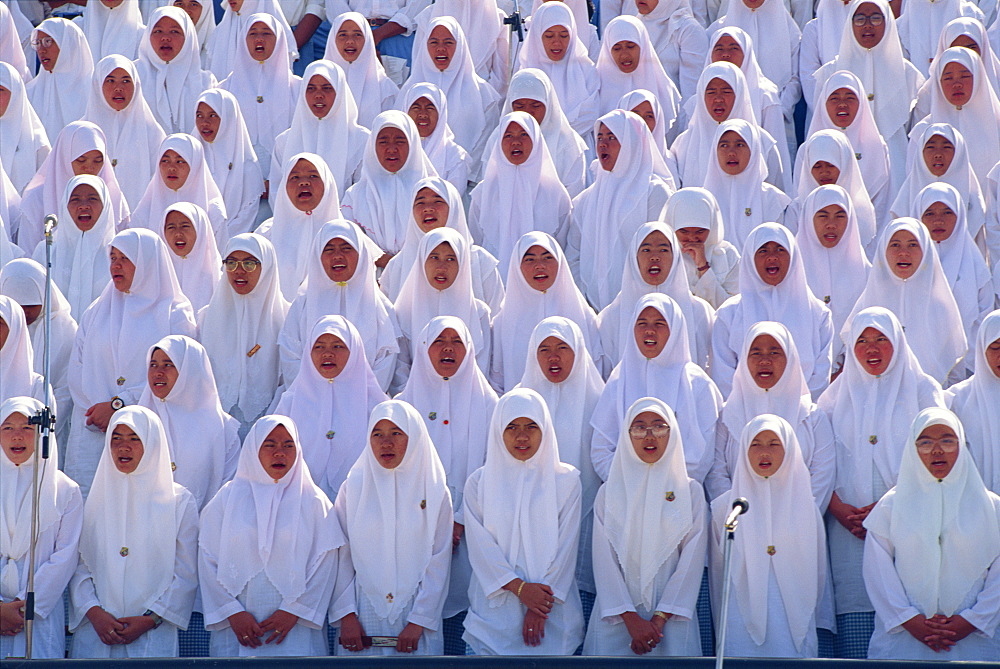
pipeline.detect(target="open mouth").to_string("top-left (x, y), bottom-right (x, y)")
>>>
top-left (296, 187), bottom-right (313, 200)
top-left (712, 105), bottom-right (727, 118)
top-left (642, 336), bottom-right (657, 348)
top-left (311, 100), bottom-right (327, 112)
top-left (158, 45), bottom-right (175, 57)
top-left (421, 213), bottom-right (438, 225)
top-left (438, 355), bottom-right (456, 367)
top-left (379, 451), bottom-right (397, 463)
top-left (895, 261), bottom-right (912, 271)
top-left (864, 356), bottom-right (882, 370)
top-left (757, 458), bottom-right (772, 470)
top-left (432, 273), bottom-right (449, 284)
top-left (253, 42), bottom-right (267, 54)
top-left (9, 445), bottom-right (26, 455)
top-left (764, 264), bottom-right (780, 275)
top-left (619, 58), bottom-right (634, 69)
top-left (342, 45), bottom-right (358, 56)
top-left (548, 47), bottom-right (563, 57)
top-left (117, 455), bottom-right (133, 465)
top-left (329, 262), bottom-right (347, 272)
top-left (434, 54), bottom-right (450, 65)
top-left (599, 151), bottom-right (611, 164)
top-left (153, 379), bottom-right (168, 388)
top-left (756, 370), bottom-right (773, 379)
top-left (643, 443), bottom-right (658, 453)
top-left (269, 462), bottom-right (286, 472)
top-left (823, 232), bottom-right (839, 243)
top-left (547, 364), bottom-right (562, 377)
top-left (508, 147), bottom-right (524, 159)
top-left (532, 271), bottom-right (549, 284)
top-left (646, 263), bottom-right (661, 276)
top-left (77, 213), bottom-right (92, 224)
top-left (173, 239), bottom-right (187, 250)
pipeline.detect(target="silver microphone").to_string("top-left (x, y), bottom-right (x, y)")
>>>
top-left (724, 497), bottom-right (749, 529)
top-left (43, 214), bottom-right (58, 237)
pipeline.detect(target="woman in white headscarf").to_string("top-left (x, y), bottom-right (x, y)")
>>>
top-left (702, 119), bottom-right (791, 250)
top-left (19, 121), bottom-right (129, 252)
top-left (192, 88), bottom-right (263, 237)
top-left (712, 222), bottom-right (834, 398)
top-left (569, 109), bottom-right (673, 310)
top-left (625, 0), bottom-right (707, 99)
top-left (863, 407), bottom-right (1000, 660)
top-left (898, 0), bottom-right (984, 77)
top-left (172, 0), bottom-right (216, 67)
top-left (396, 316), bottom-right (499, 620)
top-left (274, 315), bottom-right (387, 501)
top-left (25, 18), bottom-right (94, 141)
top-left (462, 388), bottom-right (584, 655)
top-left (137, 335), bottom-right (239, 509)
top-left (947, 309), bottom-right (1000, 492)
top-left (584, 397), bottom-right (706, 657)
top-left (710, 413), bottom-right (827, 657)
top-left (491, 232), bottom-right (604, 391)
top-left (598, 221), bottom-right (715, 369)
top-left (417, 0), bottom-right (508, 93)
top-left (530, 0), bottom-right (601, 59)
top-left (517, 1), bottom-right (600, 137)
top-left (798, 0), bottom-right (855, 101)
top-left (80, 0), bottom-right (144, 61)
top-left (84, 55), bottom-right (165, 210)
top-left (469, 111), bottom-right (571, 275)
top-left (845, 218), bottom-right (968, 385)
top-left (399, 17), bottom-right (501, 172)
top-left (156, 202), bottom-right (221, 312)
top-left (69, 406), bottom-right (199, 658)
top-left (930, 17), bottom-right (1000, 96)
top-left (0, 3), bottom-right (30, 82)
top-left (516, 316), bottom-right (605, 605)
top-left (400, 82), bottom-right (471, 196)
top-left (220, 13), bottom-right (299, 174)
top-left (342, 111), bottom-right (436, 256)
top-left (322, 12), bottom-right (398, 129)
top-left (198, 233), bottom-right (289, 436)
top-left (0, 396), bottom-right (82, 659)
top-left (198, 414), bottom-right (341, 657)
top-left (0, 295), bottom-right (46, 404)
top-left (0, 62), bottom-right (49, 194)
top-left (591, 294), bottom-right (722, 484)
top-left (794, 185), bottom-right (871, 338)
top-left (278, 219), bottom-right (401, 392)
top-left (135, 7), bottom-right (217, 136)
top-left (331, 399), bottom-right (453, 656)
top-left (663, 187), bottom-right (740, 309)
top-left (617, 88), bottom-right (676, 184)
top-left (596, 16), bottom-right (681, 137)
top-left (503, 68), bottom-right (588, 197)
top-left (131, 133), bottom-right (228, 249)
top-left (818, 306), bottom-right (944, 658)
top-left (271, 60), bottom-right (368, 200)
top-left (706, 320), bottom-right (837, 507)
top-left (65, 229), bottom-right (196, 496)
top-left (207, 0), bottom-right (296, 81)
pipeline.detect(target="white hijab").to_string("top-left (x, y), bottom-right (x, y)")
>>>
top-left (84, 55), bottom-right (165, 209)
top-left (0, 3), bottom-right (30, 81)
top-left (663, 186), bottom-right (741, 285)
top-left (79, 406), bottom-right (178, 618)
top-left (934, 17), bottom-right (1000, 95)
top-left (420, 0), bottom-right (506, 77)
top-left (340, 399), bottom-right (451, 622)
top-left (617, 88), bottom-right (674, 183)
top-left (137, 334), bottom-right (229, 508)
top-left (80, 0), bottom-right (144, 61)
top-left (0, 295), bottom-right (39, 401)
top-left (813, 0), bottom-right (856, 65)
top-left (206, 0), bottom-right (296, 79)
top-left (0, 256), bottom-right (77, 371)
top-left (158, 201), bottom-right (221, 312)
top-left (135, 6), bottom-right (217, 135)
top-left (198, 233), bottom-right (289, 421)
top-left (794, 184), bottom-right (870, 332)
top-left (897, 0), bottom-right (980, 76)
top-left (323, 12), bottom-right (398, 130)
top-left (704, 27), bottom-right (781, 132)
top-left (604, 397), bottom-right (693, 612)
top-left (864, 407), bottom-right (1000, 616)
top-left (25, 18), bottom-right (93, 141)
top-left (719, 0), bottom-right (799, 90)
top-left (0, 62), bottom-right (49, 194)
top-left (718, 413), bottom-right (824, 650)
top-left (844, 218), bottom-right (967, 383)
top-left (397, 81), bottom-right (469, 193)
top-left (200, 414), bottom-right (342, 603)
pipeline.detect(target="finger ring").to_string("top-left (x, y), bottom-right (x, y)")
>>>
top-left (528, 628), bottom-right (534, 632)
top-left (242, 635), bottom-right (249, 640)
top-left (648, 639), bottom-right (655, 643)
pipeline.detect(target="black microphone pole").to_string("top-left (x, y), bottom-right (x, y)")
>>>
top-left (716, 497), bottom-right (749, 669)
top-left (503, 0), bottom-right (525, 83)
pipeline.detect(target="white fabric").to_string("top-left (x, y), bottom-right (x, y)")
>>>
top-left (626, 0), bottom-right (707, 98)
top-left (84, 55), bottom-right (165, 209)
top-left (617, 88), bottom-right (675, 184)
top-left (25, 18), bottom-right (93, 141)
top-left (198, 233), bottom-right (289, 424)
top-left (844, 217), bottom-right (967, 383)
top-left (322, 12), bottom-right (398, 129)
top-left (897, 0), bottom-right (983, 76)
top-left (717, 0), bottom-right (800, 93)
top-left (419, 0), bottom-right (507, 86)
top-left (274, 315), bottom-right (387, 500)
top-left (0, 61), bottom-right (49, 194)
top-left (188, 0), bottom-right (217, 66)
top-left (0, 3), bottom-right (30, 82)
top-left (158, 201), bottom-right (221, 312)
top-left (397, 82), bottom-right (470, 195)
top-left (813, 0), bottom-right (854, 67)
top-left (80, 0), bottom-right (144, 61)
top-left (135, 6), bottom-right (217, 135)
top-left (0, 294), bottom-right (41, 402)
top-left (933, 17), bottom-right (1000, 96)
top-left (206, 0), bottom-right (297, 80)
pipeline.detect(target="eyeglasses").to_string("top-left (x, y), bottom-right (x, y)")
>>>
top-left (852, 13), bottom-right (884, 26)
top-left (628, 424), bottom-right (671, 439)
top-left (31, 37), bottom-right (56, 49)
top-left (223, 259), bottom-right (260, 272)
top-left (915, 437), bottom-right (960, 453)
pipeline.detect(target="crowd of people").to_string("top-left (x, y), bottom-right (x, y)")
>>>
top-left (1, 0), bottom-right (1000, 662)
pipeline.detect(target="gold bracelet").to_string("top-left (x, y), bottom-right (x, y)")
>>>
top-left (653, 610), bottom-right (669, 621)
top-left (516, 580), bottom-right (525, 599)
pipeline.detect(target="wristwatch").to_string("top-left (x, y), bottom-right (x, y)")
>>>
top-left (110, 396), bottom-right (125, 411)
top-left (142, 609), bottom-right (164, 628)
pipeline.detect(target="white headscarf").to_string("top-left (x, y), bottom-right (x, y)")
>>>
top-left (864, 407), bottom-right (1000, 616)
top-left (340, 399), bottom-right (451, 622)
top-left (663, 186), bottom-right (740, 285)
top-left (719, 413), bottom-right (824, 650)
top-left (137, 335), bottom-right (230, 508)
top-left (274, 315), bottom-right (387, 497)
top-left (617, 88), bottom-right (675, 183)
top-left (934, 17), bottom-right (1000, 95)
top-left (574, 109), bottom-right (671, 309)
top-left (897, 0), bottom-right (981, 76)
top-left (46, 174), bottom-right (115, 317)
top-left (0, 62), bottom-right (49, 194)
top-left (603, 397), bottom-right (693, 612)
top-left (719, 0), bottom-right (799, 90)
top-left (704, 27), bottom-right (781, 132)
top-left (0, 256), bottom-right (76, 376)
top-left (844, 218), bottom-right (967, 383)
top-left (596, 15), bottom-right (681, 127)
top-left (397, 82), bottom-right (470, 193)
top-left (25, 18), bottom-right (94, 141)
top-left (517, 1), bottom-right (599, 135)
top-left (206, 0), bottom-right (296, 79)
top-left (795, 185), bottom-right (870, 332)
top-left (947, 310), bottom-right (1000, 490)
top-left (0, 295), bottom-right (39, 401)
top-left (0, 3), bottom-right (30, 81)
top-left (187, 0), bottom-right (216, 66)
top-left (477, 388), bottom-right (575, 583)
top-left (192, 87), bottom-right (264, 235)
top-left (158, 201), bottom-right (221, 312)
top-left (471, 111), bottom-right (570, 271)
top-left (135, 6), bottom-right (217, 135)
top-left (420, 0), bottom-right (506, 77)
top-left (818, 307), bottom-right (944, 503)
top-left (84, 55), bottom-right (165, 209)
top-left (80, 0), bottom-right (144, 61)
top-left (199, 233), bottom-right (289, 421)
top-left (259, 152), bottom-right (341, 300)
top-left (322, 12), bottom-right (398, 130)
top-left (813, 0), bottom-right (856, 65)
top-left (793, 129), bottom-right (877, 247)
top-left (200, 414), bottom-right (343, 603)
top-left (283, 60), bottom-right (368, 199)
top-left (79, 406), bottom-right (178, 618)
top-left (343, 110), bottom-right (436, 254)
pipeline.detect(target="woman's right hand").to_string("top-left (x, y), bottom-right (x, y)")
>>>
top-left (621, 611), bottom-right (663, 655)
top-left (228, 610), bottom-right (264, 648)
top-left (338, 612), bottom-right (366, 653)
top-left (84, 402), bottom-right (116, 432)
top-left (86, 606), bottom-right (125, 645)
top-left (828, 492), bottom-right (872, 539)
top-left (516, 581), bottom-right (554, 618)
top-left (0, 600), bottom-right (25, 636)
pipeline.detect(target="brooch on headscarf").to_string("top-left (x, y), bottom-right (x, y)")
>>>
top-left (256, 96), bottom-right (264, 103)
top-left (420, 499), bottom-right (426, 510)
top-left (823, 295), bottom-right (831, 304)
top-left (171, 462), bottom-right (177, 472)
top-left (869, 435), bottom-right (878, 445)
top-left (665, 491), bottom-right (675, 502)
top-left (386, 593), bottom-right (394, 603)
top-left (867, 93), bottom-right (874, 101)
top-left (428, 412), bottom-right (437, 421)
top-left (854, 153), bottom-right (862, 161)
top-left (120, 547), bottom-right (129, 557)
top-left (766, 545), bottom-right (776, 556)
top-left (744, 208), bottom-right (752, 216)
top-left (247, 344), bottom-right (261, 357)
top-left (116, 377), bottom-right (126, 386)
top-left (326, 430), bottom-right (335, 439)
top-left (111, 158), bottom-right (118, 167)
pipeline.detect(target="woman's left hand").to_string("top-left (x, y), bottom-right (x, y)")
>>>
top-left (396, 622), bottom-right (423, 653)
top-left (452, 522), bottom-right (464, 550)
top-left (260, 609), bottom-right (299, 645)
top-left (522, 609), bottom-right (547, 646)
top-left (116, 615), bottom-right (156, 644)
top-left (924, 614), bottom-right (976, 647)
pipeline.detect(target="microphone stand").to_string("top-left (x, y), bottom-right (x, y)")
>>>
top-left (715, 498), bottom-right (748, 669)
top-left (503, 0), bottom-right (525, 83)
top-left (24, 214), bottom-right (58, 659)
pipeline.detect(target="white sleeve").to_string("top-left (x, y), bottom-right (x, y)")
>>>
top-left (149, 489), bottom-right (200, 628)
top-left (406, 495), bottom-right (454, 631)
